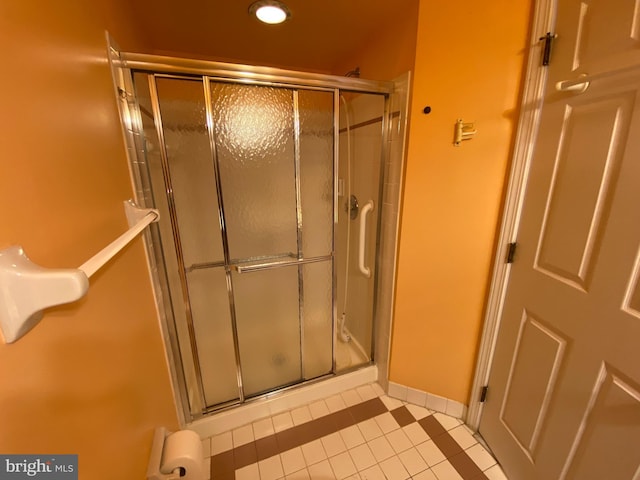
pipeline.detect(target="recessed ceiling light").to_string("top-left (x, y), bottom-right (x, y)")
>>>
top-left (249, 0), bottom-right (291, 25)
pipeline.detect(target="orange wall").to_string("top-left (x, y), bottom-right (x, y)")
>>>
top-left (0, 0), bottom-right (178, 478)
top-left (390, 0), bottom-right (532, 403)
top-left (331, 2), bottom-right (420, 80)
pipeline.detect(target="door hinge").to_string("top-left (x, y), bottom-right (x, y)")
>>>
top-left (539, 32), bottom-right (557, 66)
top-left (506, 242), bottom-right (517, 264)
top-left (480, 386), bottom-right (489, 403)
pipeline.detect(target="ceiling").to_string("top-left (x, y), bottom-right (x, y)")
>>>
top-left (129, 0), bottom-right (417, 74)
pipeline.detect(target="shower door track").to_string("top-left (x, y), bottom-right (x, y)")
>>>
top-left (200, 371), bottom-right (337, 416)
top-left (120, 52), bottom-right (394, 94)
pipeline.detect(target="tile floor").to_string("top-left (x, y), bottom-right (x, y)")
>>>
top-left (201, 383), bottom-right (508, 480)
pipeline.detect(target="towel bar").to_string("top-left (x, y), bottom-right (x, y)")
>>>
top-left (0, 200), bottom-right (159, 343)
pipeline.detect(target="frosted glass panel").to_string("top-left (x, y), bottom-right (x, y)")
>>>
top-left (139, 77), bottom-right (344, 411)
top-left (135, 73), bottom-right (205, 415)
top-left (336, 92), bottom-right (385, 371)
top-left (156, 78), bottom-right (225, 267)
top-left (233, 267), bottom-right (302, 396)
top-left (303, 261), bottom-right (333, 379)
top-left (299, 90), bottom-right (334, 258)
top-left (187, 267), bottom-right (239, 406)
top-left (211, 83), bottom-right (297, 260)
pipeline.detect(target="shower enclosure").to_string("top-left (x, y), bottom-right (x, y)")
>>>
top-left (111, 50), bottom-right (400, 421)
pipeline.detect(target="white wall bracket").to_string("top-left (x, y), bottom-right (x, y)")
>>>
top-left (454, 119), bottom-right (477, 146)
top-left (0, 200), bottom-right (159, 344)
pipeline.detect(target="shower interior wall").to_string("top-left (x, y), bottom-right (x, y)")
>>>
top-left (336, 82), bottom-right (410, 392)
top-left (336, 92), bottom-right (385, 367)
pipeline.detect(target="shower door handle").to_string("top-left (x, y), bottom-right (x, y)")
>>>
top-left (358, 201), bottom-right (374, 278)
top-left (234, 255), bottom-right (332, 273)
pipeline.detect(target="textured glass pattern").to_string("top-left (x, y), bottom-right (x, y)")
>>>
top-left (302, 261), bottom-right (333, 379)
top-left (299, 90), bottom-right (334, 258)
top-left (135, 73), bottom-right (205, 415)
top-left (156, 78), bottom-right (225, 267)
top-left (232, 267), bottom-right (302, 396)
top-left (138, 77), bottom-right (389, 407)
top-left (187, 268), bottom-right (239, 406)
top-left (211, 83), bottom-right (297, 261)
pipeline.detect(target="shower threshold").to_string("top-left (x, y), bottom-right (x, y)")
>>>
top-left (189, 365), bottom-right (378, 436)
top-left (196, 336), bottom-right (372, 417)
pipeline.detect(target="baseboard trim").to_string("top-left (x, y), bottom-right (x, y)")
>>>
top-left (387, 381), bottom-right (468, 419)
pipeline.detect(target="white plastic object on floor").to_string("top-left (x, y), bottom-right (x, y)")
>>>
top-left (0, 200), bottom-right (159, 344)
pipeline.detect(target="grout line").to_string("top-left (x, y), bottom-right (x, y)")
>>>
top-left (208, 385), bottom-right (496, 480)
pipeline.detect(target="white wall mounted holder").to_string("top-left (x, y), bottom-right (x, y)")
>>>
top-left (0, 200), bottom-right (159, 344)
top-left (454, 119), bottom-right (477, 146)
top-left (146, 427), bottom-right (204, 480)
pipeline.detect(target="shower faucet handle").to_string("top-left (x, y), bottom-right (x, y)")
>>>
top-left (346, 194), bottom-right (359, 220)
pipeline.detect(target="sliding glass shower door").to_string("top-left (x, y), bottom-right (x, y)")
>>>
top-left (135, 74), bottom-right (335, 412)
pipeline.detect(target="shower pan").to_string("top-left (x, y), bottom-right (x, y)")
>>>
top-left (110, 48), bottom-right (404, 422)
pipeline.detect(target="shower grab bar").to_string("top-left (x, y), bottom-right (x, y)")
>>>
top-left (233, 255), bottom-right (333, 273)
top-left (358, 201), bottom-right (374, 278)
top-left (0, 200), bottom-right (159, 344)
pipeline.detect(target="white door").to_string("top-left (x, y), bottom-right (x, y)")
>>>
top-left (479, 0), bottom-right (640, 478)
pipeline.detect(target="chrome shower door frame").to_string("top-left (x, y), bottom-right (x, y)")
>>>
top-left (111, 50), bottom-right (394, 423)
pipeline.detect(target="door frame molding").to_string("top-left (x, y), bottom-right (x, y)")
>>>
top-left (467, 0), bottom-right (558, 431)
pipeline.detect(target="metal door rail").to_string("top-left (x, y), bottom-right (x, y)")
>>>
top-left (234, 255), bottom-right (332, 273)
